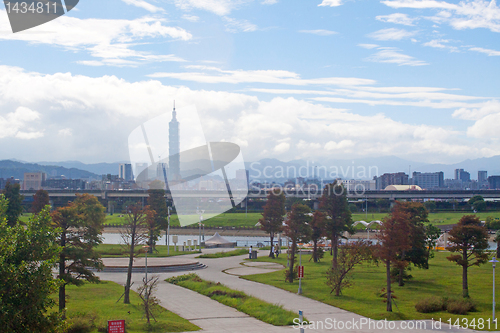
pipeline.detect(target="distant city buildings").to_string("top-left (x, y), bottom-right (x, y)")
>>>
top-left (23, 172), bottom-right (46, 190)
top-left (374, 172), bottom-right (408, 190)
top-left (169, 104), bottom-right (180, 180)
top-left (489, 176), bottom-right (500, 189)
top-left (118, 163), bottom-right (133, 181)
top-left (412, 172), bottom-right (444, 189)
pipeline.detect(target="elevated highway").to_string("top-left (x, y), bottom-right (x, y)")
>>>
top-left (20, 189), bottom-right (500, 201)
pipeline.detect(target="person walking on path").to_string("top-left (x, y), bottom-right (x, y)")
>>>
top-left (249, 246), bottom-right (253, 259)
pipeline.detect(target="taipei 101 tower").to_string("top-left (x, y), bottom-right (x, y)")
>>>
top-left (169, 103), bottom-right (180, 180)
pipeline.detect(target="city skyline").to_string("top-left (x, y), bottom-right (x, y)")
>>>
top-left (0, 0), bottom-right (499, 164)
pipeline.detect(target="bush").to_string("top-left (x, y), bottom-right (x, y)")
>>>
top-left (415, 297), bottom-right (445, 313)
top-left (445, 298), bottom-right (477, 315)
top-left (165, 273), bottom-right (198, 284)
top-left (65, 313), bottom-right (97, 333)
top-left (415, 296), bottom-right (477, 314)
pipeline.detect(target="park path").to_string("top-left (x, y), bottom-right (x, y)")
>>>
top-left (97, 249), bottom-right (482, 333)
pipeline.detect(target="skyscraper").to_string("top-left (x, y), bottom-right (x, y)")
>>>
top-left (169, 103), bottom-right (180, 180)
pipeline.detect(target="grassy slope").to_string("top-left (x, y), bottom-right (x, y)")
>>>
top-left (20, 211), bottom-right (500, 228)
top-left (96, 244), bottom-right (198, 258)
top-left (196, 248), bottom-right (248, 258)
top-left (62, 281), bottom-right (199, 333)
top-left (243, 251), bottom-right (500, 330)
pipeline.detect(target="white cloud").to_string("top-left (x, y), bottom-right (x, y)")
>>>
top-left (274, 142), bottom-right (290, 153)
top-left (223, 17), bottom-right (257, 32)
top-left (0, 11), bottom-right (191, 67)
top-left (453, 100), bottom-right (500, 120)
top-left (182, 14), bottom-right (200, 22)
top-left (318, 0), bottom-right (343, 7)
top-left (423, 39), bottom-right (459, 52)
top-left (376, 13), bottom-right (418, 26)
top-left (299, 29), bottom-right (338, 36)
top-left (121, 0), bottom-right (164, 13)
top-left (469, 47), bottom-right (500, 56)
top-left (173, 0), bottom-right (250, 16)
top-left (0, 107), bottom-right (42, 140)
top-left (0, 65), bottom-right (495, 163)
top-left (382, 0), bottom-right (500, 33)
top-left (58, 128), bottom-right (73, 137)
top-left (366, 47), bottom-right (428, 66)
top-left (325, 140), bottom-right (355, 150)
top-left (358, 43), bottom-right (379, 49)
top-left (148, 67), bottom-right (376, 86)
top-left (367, 28), bottom-right (418, 40)
top-left (262, 0), bottom-right (278, 4)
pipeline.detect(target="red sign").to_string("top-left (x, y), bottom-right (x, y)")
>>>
top-left (298, 265), bottom-right (304, 278)
top-left (108, 320), bottom-right (125, 333)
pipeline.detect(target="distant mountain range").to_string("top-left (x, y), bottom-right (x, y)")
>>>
top-left (0, 160), bottom-right (99, 180)
top-left (3, 155), bottom-right (500, 182)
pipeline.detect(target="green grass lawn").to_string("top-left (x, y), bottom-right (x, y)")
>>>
top-left (196, 248), bottom-right (248, 258)
top-left (104, 212), bottom-right (262, 228)
top-left (353, 211), bottom-right (500, 228)
top-left (244, 251), bottom-right (500, 330)
top-left (96, 244), bottom-right (199, 258)
top-left (166, 274), bottom-right (299, 326)
top-left (61, 281), bottom-right (199, 333)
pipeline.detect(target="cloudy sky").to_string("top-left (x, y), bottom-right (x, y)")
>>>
top-left (0, 0), bottom-right (499, 164)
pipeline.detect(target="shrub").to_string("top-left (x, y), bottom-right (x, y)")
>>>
top-left (445, 298), bottom-right (477, 315)
top-left (165, 273), bottom-right (198, 284)
top-left (415, 297), bottom-right (445, 313)
top-left (415, 296), bottom-right (477, 314)
top-left (65, 314), bottom-right (97, 333)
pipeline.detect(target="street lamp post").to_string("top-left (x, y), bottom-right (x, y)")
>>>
top-left (197, 209), bottom-right (204, 253)
top-left (142, 245), bottom-right (150, 302)
top-left (166, 207), bottom-right (171, 255)
top-left (490, 257), bottom-right (499, 322)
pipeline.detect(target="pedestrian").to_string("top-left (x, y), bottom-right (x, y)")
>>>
top-left (271, 244), bottom-right (275, 258)
top-left (275, 245), bottom-right (279, 258)
top-left (249, 245), bottom-right (253, 259)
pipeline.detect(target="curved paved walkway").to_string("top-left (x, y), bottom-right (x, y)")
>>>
top-left (97, 249), bottom-right (483, 333)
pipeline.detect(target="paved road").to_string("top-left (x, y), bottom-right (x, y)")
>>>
top-left (97, 249), bottom-right (484, 333)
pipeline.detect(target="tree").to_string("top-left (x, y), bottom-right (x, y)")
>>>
top-left (282, 203), bottom-right (312, 283)
top-left (326, 240), bottom-right (373, 296)
top-left (52, 194), bottom-right (105, 313)
top-left (259, 189), bottom-right (286, 258)
top-left (447, 215), bottom-right (489, 298)
top-left (2, 181), bottom-right (24, 226)
top-left (31, 189), bottom-right (50, 214)
top-left (310, 211), bottom-right (326, 263)
top-left (319, 181), bottom-right (353, 270)
top-left (425, 223), bottom-right (442, 261)
top-left (122, 204), bottom-right (154, 304)
top-left (391, 202), bottom-right (429, 286)
top-left (376, 209), bottom-right (412, 312)
top-left (0, 196), bottom-right (62, 333)
top-left (424, 201), bottom-right (437, 213)
top-left (469, 195), bottom-right (486, 212)
top-left (147, 189), bottom-right (168, 253)
top-left (138, 275), bottom-right (161, 327)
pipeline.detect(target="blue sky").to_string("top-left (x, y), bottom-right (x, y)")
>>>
top-left (0, 0), bottom-right (499, 165)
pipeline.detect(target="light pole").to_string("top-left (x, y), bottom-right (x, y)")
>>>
top-left (490, 257), bottom-right (499, 322)
top-left (166, 206), bottom-right (171, 255)
top-left (197, 209), bottom-right (204, 253)
top-left (142, 245), bottom-right (150, 302)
